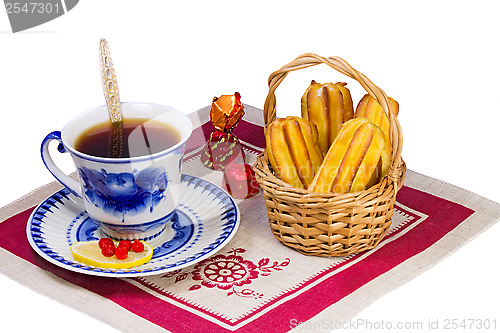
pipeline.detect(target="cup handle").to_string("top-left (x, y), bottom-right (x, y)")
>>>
top-left (41, 131), bottom-right (82, 197)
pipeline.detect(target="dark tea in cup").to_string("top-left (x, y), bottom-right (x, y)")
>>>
top-left (74, 118), bottom-right (181, 158)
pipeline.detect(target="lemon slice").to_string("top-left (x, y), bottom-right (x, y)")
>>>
top-left (70, 240), bottom-right (153, 269)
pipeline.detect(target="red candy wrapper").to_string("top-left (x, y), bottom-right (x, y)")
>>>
top-left (201, 93), bottom-right (246, 170)
top-left (201, 130), bottom-right (245, 170)
top-left (222, 163), bottom-right (260, 199)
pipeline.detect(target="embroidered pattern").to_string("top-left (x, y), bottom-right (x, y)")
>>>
top-left (160, 248), bottom-right (290, 299)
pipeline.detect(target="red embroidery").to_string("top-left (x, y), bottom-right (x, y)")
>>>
top-left (192, 254), bottom-right (259, 289)
top-left (161, 248), bottom-right (290, 299)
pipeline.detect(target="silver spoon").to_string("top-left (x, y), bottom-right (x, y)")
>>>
top-left (99, 39), bottom-right (123, 158)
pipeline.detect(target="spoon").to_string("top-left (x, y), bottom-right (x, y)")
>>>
top-left (99, 38), bottom-right (123, 158)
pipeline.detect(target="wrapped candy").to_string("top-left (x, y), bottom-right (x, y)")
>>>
top-left (210, 92), bottom-right (245, 132)
top-left (201, 92), bottom-right (246, 170)
top-left (222, 163), bottom-right (260, 199)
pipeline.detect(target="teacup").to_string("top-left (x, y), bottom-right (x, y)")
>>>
top-left (41, 102), bottom-right (193, 240)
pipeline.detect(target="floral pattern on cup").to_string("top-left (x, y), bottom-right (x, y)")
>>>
top-left (79, 166), bottom-right (170, 217)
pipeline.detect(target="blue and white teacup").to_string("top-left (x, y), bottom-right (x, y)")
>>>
top-left (41, 102), bottom-right (192, 240)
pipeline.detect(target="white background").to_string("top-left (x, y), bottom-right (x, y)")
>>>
top-left (1, 1), bottom-right (499, 332)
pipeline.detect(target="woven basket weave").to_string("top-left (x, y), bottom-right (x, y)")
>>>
top-left (253, 53), bottom-right (406, 257)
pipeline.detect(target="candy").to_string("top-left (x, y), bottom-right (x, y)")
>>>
top-left (201, 92), bottom-right (246, 170)
top-left (210, 92), bottom-right (245, 132)
top-left (222, 163), bottom-right (260, 199)
top-left (200, 130), bottom-right (245, 170)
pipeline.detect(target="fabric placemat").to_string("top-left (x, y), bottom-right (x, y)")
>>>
top-left (1, 105), bottom-right (499, 333)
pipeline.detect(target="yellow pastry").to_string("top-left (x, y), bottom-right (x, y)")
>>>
top-left (266, 116), bottom-right (323, 189)
top-left (308, 117), bottom-right (388, 193)
top-left (301, 81), bottom-right (354, 154)
top-left (355, 94), bottom-right (399, 185)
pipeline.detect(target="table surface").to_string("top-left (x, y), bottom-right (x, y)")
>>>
top-left (1, 2), bottom-right (499, 332)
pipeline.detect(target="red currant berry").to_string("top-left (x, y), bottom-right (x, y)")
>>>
top-left (131, 239), bottom-right (144, 253)
top-left (101, 244), bottom-right (115, 257)
top-left (118, 240), bottom-right (132, 251)
top-left (114, 246), bottom-right (129, 260)
top-left (98, 238), bottom-right (114, 249)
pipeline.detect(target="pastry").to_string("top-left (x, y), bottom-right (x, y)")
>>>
top-left (266, 116), bottom-right (323, 189)
top-left (301, 81), bottom-right (354, 154)
top-left (308, 117), bottom-right (388, 193)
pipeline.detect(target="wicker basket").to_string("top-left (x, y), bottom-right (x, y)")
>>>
top-left (253, 53), bottom-right (406, 257)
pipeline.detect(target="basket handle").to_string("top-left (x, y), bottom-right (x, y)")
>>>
top-left (263, 53), bottom-right (404, 190)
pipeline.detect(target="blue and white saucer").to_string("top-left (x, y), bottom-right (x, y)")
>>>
top-left (26, 174), bottom-right (240, 277)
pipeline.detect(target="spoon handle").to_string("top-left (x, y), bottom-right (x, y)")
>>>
top-left (99, 39), bottom-right (122, 124)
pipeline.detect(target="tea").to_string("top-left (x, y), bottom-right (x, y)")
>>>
top-left (75, 118), bottom-right (181, 158)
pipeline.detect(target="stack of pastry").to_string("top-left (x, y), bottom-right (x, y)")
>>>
top-left (266, 80), bottom-right (399, 194)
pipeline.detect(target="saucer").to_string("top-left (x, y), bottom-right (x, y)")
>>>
top-left (27, 174), bottom-right (240, 277)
